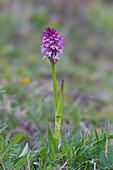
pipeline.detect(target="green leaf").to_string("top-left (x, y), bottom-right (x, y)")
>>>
top-left (0, 136), bottom-right (3, 140)
top-left (62, 140), bottom-right (69, 153)
top-left (0, 125), bottom-right (7, 134)
top-left (100, 152), bottom-right (108, 166)
top-left (67, 131), bottom-right (72, 145)
top-left (15, 154), bottom-right (27, 170)
top-left (90, 126), bottom-right (94, 139)
top-left (45, 117), bottom-right (56, 155)
top-left (19, 143), bottom-right (28, 157)
top-left (14, 157), bottom-right (22, 166)
top-left (85, 140), bottom-right (90, 146)
top-left (88, 134), bottom-right (93, 143)
top-left (12, 132), bottom-right (24, 145)
top-left (94, 128), bottom-right (99, 140)
top-left (48, 125), bottom-right (56, 155)
top-left (108, 120), bottom-right (111, 134)
top-left (84, 130), bottom-right (89, 140)
top-left (100, 123), bottom-right (104, 138)
top-left (4, 160), bottom-right (13, 169)
top-left (78, 138), bottom-right (84, 148)
top-left (11, 144), bottom-right (20, 150)
top-left (55, 79), bottom-right (64, 117)
top-left (109, 150), bottom-right (113, 165)
top-left (108, 135), bottom-right (113, 139)
top-left (5, 131), bottom-right (11, 147)
top-left (54, 80), bottom-right (64, 151)
top-left (0, 140), bottom-right (4, 156)
top-left (72, 129), bottom-right (81, 146)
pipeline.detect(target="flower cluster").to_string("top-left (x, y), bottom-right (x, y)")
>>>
top-left (40, 27), bottom-right (65, 64)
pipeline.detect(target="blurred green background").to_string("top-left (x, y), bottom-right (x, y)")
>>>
top-left (1, 0), bottom-right (113, 144)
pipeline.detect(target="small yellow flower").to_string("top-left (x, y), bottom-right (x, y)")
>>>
top-left (21, 77), bottom-right (30, 83)
top-left (1, 46), bottom-right (8, 54)
top-left (86, 38), bottom-right (96, 47)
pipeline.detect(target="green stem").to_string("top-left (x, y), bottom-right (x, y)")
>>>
top-left (54, 80), bottom-right (64, 152)
top-left (51, 63), bottom-right (59, 152)
top-left (55, 115), bottom-right (62, 152)
top-left (51, 64), bottom-right (58, 113)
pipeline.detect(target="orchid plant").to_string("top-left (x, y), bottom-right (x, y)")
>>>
top-left (40, 27), bottom-right (65, 152)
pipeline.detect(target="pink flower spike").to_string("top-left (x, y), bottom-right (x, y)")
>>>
top-left (40, 27), bottom-right (65, 64)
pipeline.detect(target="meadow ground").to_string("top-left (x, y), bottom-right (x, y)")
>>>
top-left (1, 0), bottom-right (113, 156)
